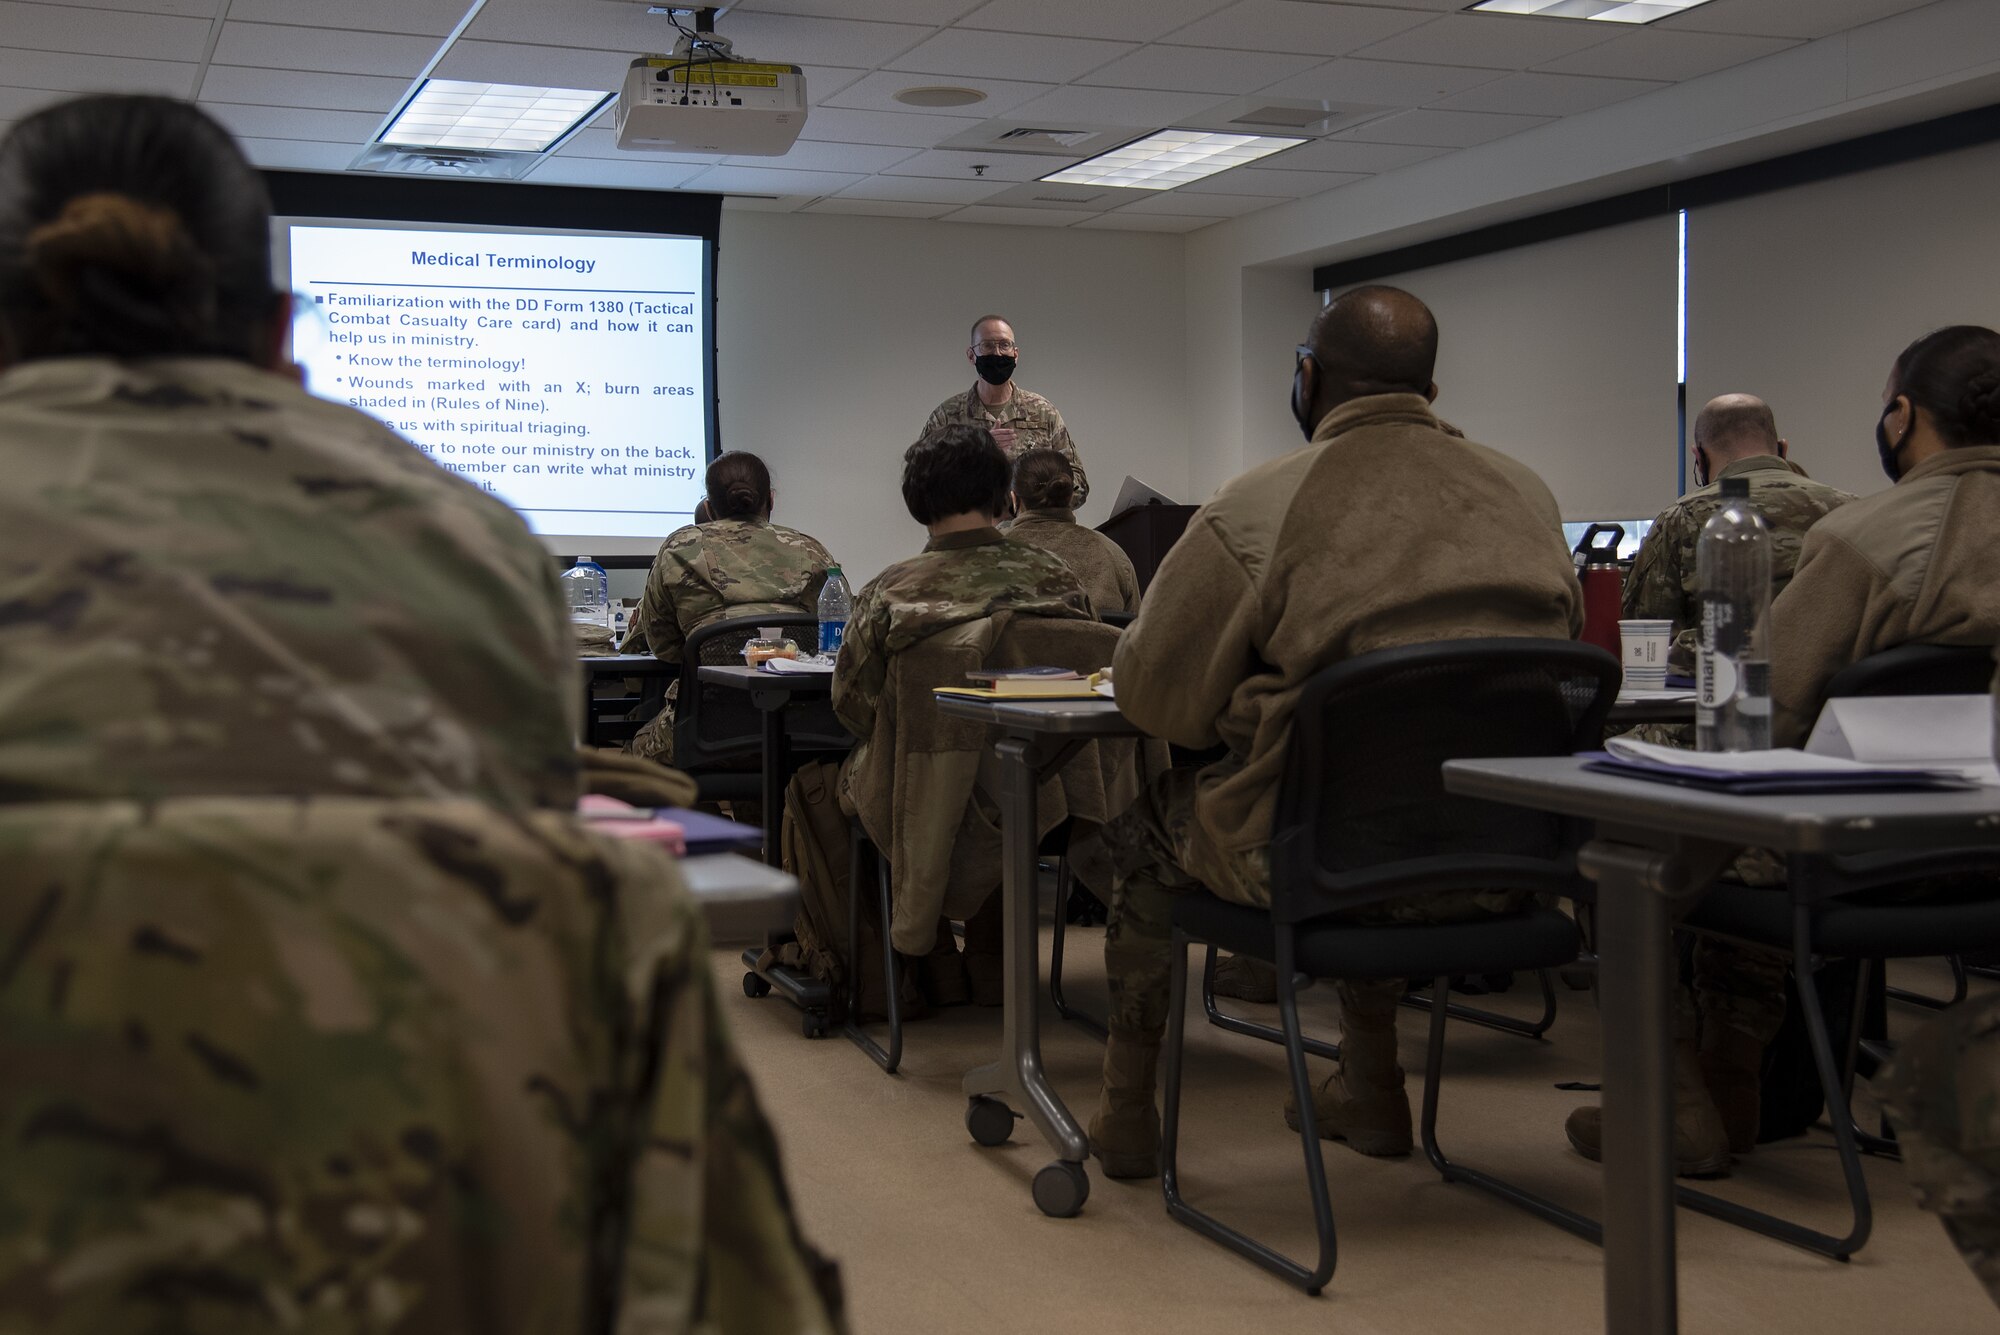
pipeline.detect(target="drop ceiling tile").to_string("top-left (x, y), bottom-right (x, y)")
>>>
top-left (199, 66), bottom-right (410, 114)
top-left (31, 0), bottom-right (216, 14)
top-left (680, 164), bottom-right (863, 195)
top-left (525, 156), bottom-right (709, 190)
top-left (959, 0), bottom-right (1231, 43)
top-left (1004, 84), bottom-right (1229, 127)
top-left (1354, 14), bottom-right (1621, 69)
top-left (210, 22), bottom-right (437, 77)
top-left (886, 29), bottom-right (1136, 83)
top-left (1178, 165), bottom-right (1366, 197)
top-left (1336, 107), bottom-right (1552, 147)
top-left (1080, 44), bottom-right (1321, 95)
top-left (1118, 190), bottom-right (1282, 217)
top-left (1536, 27), bottom-right (1797, 81)
top-left (804, 197), bottom-right (957, 218)
top-left (792, 105), bottom-right (984, 147)
top-left (832, 173), bottom-right (1012, 203)
top-left (553, 126), bottom-right (722, 165)
top-left (200, 103), bottom-right (385, 145)
top-left (681, 11), bottom-right (933, 68)
top-left (720, 194), bottom-right (811, 212)
top-left (1169, 1), bottom-right (1436, 57)
top-left (227, 0), bottom-right (468, 35)
top-left (884, 148), bottom-right (1065, 182)
top-left (724, 140), bottom-right (919, 172)
top-left (1431, 71), bottom-right (1665, 117)
top-left (823, 69), bottom-right (1056, 117)
top-left (1073, 211), bottom-right (1216, 233)
top-left (0, 85), bottom-right (67, 119)
top-left (942, 204), bottom-right (1097, 226)
top-left (234, 137), bottom-right (364, 172)
top-left (0, 47), bottom-right (195, 95)
top-left (432, 40), bottom-right (631, 90)
top-left (1255, 57), bottom-right (1504, 107)
top-left (1261, 136), bottom-right (1449, 172)
top-left (0, 0), bottom-right (209, 60)
top-left (731, 0), bottom-right (984, 21)
top-left (1660, 0), bottom-right (1934, 40)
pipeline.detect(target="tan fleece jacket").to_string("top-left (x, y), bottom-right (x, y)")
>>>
top-left (1113, 393), bottom-right (1584, 860)
top-left (1769, 445), bottom-right (2000, 746)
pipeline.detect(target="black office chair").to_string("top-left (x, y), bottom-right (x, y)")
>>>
top-left (673, 613), bottom-right (848, 803)
top-left (1157, 639), bottom-right (1618, 1294)
top-left (1661, 640), bottom-right (2000, 1261)
top-left (1825, 642), bottom-right (1993, 1012)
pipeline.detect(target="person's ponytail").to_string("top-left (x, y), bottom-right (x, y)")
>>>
top-left (24, 192), bottom-right (218, 357)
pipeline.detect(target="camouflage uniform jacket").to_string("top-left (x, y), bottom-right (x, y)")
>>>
top-left (1003, 507), bottom-right (1141, 616)
top-left (831, 528), bottom-right (1094, 740)
top-left (0, 796), bottom-right (842, 1335)
top-left (1623, 454), bottom-right (1854, 675)
top-left (920, 384), bottom-right (1089, 505)
top-left (634, 518), bottom-right (835, 664)
top-left (0, 357), bottom-right (579, 810)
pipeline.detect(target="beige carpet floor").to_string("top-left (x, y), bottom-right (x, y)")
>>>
top-left (716, 918), bottom-right (1995, 1335)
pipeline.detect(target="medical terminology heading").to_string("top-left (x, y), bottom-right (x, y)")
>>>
top-left (411, 250), bottom-right (598, 275)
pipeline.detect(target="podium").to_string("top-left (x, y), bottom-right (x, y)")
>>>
top-left (1098, 503), bottom-right (1196, 593)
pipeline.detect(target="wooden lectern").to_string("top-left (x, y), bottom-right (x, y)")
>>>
top-left (1098, 503), bottom-right (1196, 594)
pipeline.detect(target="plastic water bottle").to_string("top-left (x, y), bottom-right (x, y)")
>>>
top-left (817, 565), bottom-right (851, 656)
top-left (562, 556), bottom-right (611, 631)
top-left (1696, 478), bottom-right (1773, 752)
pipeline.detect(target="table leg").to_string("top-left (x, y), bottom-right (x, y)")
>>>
top-left (760, 706), bottom-right (789, 869)
top-left (1580, 838), bottom-right (1680, 1335)
top-left (963, 735), bottom-right (1088, 1166)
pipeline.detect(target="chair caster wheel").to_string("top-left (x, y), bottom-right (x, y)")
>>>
top-left (743, 972), bottom-right (772, 999)
top-left (1033, 1161), bottom-right (1089, 1218)
top-left (965, 1096), bottom-right (1015, 1147)
top-left (801, 1012), bottom-right (829, 1039)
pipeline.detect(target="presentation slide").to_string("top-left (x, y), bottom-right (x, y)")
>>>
top-left (280, 220), bottom-right (712, 547)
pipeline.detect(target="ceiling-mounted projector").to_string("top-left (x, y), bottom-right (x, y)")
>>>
top-left (615, 22), bottom-right (807, 157)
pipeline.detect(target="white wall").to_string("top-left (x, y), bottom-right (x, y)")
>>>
top-left (1687, 136), bottom-right (2000, 502)
top-left (715, 210), bottom-right (1189, 587)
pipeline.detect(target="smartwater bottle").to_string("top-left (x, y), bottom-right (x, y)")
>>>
top-left (562, 556), bottom-right (611, 631)
top-left (817, 565), bottom-right (851, 656)
top-left (1696, 478), bottom-right (1773, 752)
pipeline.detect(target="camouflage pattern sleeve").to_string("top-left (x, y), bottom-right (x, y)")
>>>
top-left (918, 398), bottom-right (954, 446)
top-left (830, 577), bottom-right (887, 741)
top-left (1621, 505), bottom-right (1698, 672)
top-left (1045, 408), bottom-right (1089, 507)
top-left (639, 528), bottom-right (701, 666)
top-left (0, 797), bottom-right (840, 1335)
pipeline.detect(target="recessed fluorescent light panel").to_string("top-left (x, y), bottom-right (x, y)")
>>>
top-left (379, 80), bottom-right (613, 153)
top-left (1467, 0), bottom-right (1715, 21)
top-left (1040, 129), bottom-right (1307, 191)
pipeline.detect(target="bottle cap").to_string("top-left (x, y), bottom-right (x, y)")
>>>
top-left (1719, 478), bottom-right (1749, 498)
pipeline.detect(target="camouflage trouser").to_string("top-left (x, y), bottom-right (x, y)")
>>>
top-left (627, 679), bottom-right (679, 763)
top-left (1877, 993), bottom-right (2000, 1309)
top-left (1099, 766), bottom-right (1533, 1041)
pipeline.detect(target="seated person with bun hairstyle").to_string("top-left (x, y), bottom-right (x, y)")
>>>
top-left (0, 95), bottom-right (841, 1334)
top-left (1005, 447), bottom-right (1141, 617)
top-left (626, 450), bottom-right (835, 763)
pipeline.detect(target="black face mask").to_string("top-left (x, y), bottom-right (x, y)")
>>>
top-left (1876, 400), bottom-right (1908, 482)
top-left (1291, 357), bottom-right (1315, 443)
top-left (974, 354), bottom-right (1016, 386)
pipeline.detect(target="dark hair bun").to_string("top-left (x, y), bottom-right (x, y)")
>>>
top-left (25, 191), bottom-right (216, 356)
top-left (1958, 369), bottom-right (2000, 444)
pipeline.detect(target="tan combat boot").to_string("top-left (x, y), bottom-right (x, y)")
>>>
top-left (1282, 982), bottom-right (1412, 1157)
top-left (1090, 1026), bottom-right (1163, 1179)
top-left (1210, 952), bottom-right (1278, 1003)
top-left (1565, 1038), bottom-right (1733, 1178)
top-left (1700, 1024), bottom-right (1767, 1157)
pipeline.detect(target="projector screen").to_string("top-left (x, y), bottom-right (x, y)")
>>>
top-left (273, 214), bottom-right (714, 556)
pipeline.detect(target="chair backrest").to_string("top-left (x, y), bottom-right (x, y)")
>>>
top-left (1269, 637), bottom-right (1619, 924)
top-left (674, 612), bottom-right (848, 767)
top-left (1825, 642), bottom-right (1995, 699)
top-left (1100, 610), bottom-right (1135, 630)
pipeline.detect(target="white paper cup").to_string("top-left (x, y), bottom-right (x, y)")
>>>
top-left (1619, 620), bottom-right (1673, 674)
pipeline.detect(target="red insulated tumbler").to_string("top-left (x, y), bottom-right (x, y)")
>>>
top-left (1572, 523), bottom-right (1626, 661)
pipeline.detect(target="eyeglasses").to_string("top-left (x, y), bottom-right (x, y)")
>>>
top-left (974, 339), bottom-right (1019, 354)
top-left (1295, 343), bottom-right (1313, 369)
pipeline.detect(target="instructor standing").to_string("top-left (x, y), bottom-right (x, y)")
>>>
top-left (921, 314), bottom-right (1088, 505)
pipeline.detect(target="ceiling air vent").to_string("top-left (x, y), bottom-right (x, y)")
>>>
top-left (994, 127), bottom-right (1098, 150)
top-left (1229, 105), bottom-right (1335, 130)
top-left (937, 120), bottom-right (1134, 158)
top-left (349, 144), bottom-right (544, 180)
